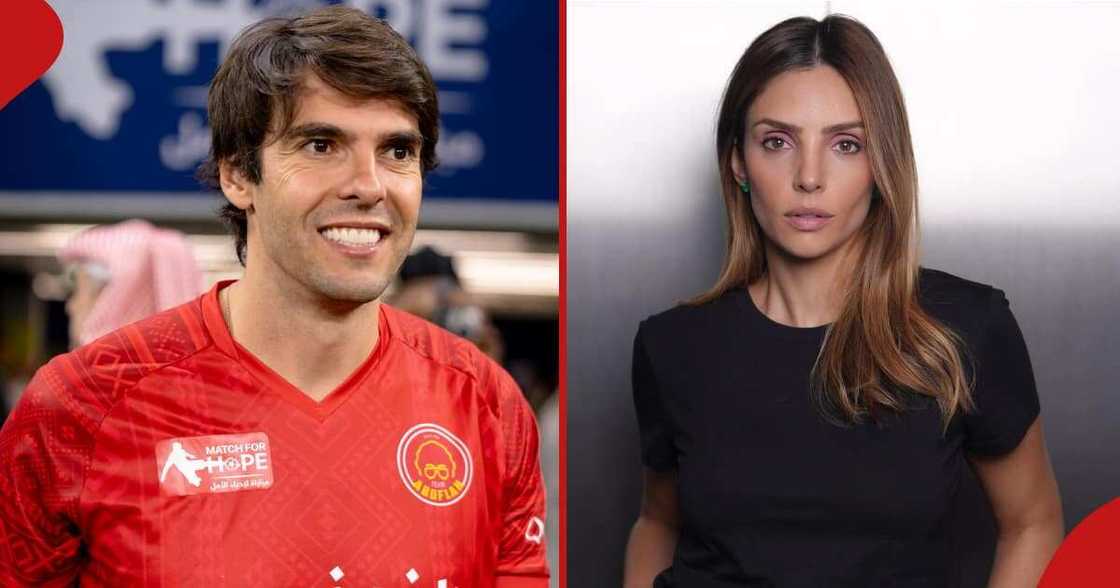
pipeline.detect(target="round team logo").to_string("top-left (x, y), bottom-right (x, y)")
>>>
top-left (397, 423), bottom-right (472, 507)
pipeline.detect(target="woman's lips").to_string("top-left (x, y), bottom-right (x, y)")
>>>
top-left (784, 213), bottom-right (833, 232)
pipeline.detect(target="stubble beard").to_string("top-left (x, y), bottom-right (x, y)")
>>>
top-left (297, 228), bottom-right (415, 307)
top-left (303, 263), bottom-right (396, 305)
top-left (253, 201), bottom-right (418, 308)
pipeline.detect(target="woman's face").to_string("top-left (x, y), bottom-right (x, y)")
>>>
top-left (732, 65), bottom-right (875, 266)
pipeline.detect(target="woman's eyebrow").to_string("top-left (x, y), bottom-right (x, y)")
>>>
top-left (752, 118), bottom-right (864, 134)
top-left (823, 121), bottom-right (864, 133)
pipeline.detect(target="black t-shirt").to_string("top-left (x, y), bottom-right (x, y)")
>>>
top-left (632, 268), bottom-right (1040, 587)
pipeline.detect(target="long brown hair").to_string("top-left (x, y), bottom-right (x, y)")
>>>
top-left (699, 15), bottom-right (973, 427)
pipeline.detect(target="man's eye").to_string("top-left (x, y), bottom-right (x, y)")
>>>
top-left (390, 146), bottom-right (415, 161)
top-left (304, 139), bottom-right (333, 154)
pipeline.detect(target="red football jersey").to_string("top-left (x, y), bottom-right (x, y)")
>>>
top-left (0, 282), bottom-right (549, 587)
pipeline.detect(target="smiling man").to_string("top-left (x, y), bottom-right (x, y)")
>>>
top-left (0, 7), bottom-right (548, 587)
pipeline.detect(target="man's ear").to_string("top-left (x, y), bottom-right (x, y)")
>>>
top-left (218, 160), bottom-right (254, 212)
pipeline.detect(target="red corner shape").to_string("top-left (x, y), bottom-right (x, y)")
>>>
top-left (0, 0), bottom-right (63, 110)
top-left (1040, 497), bottom-right (1120, 586)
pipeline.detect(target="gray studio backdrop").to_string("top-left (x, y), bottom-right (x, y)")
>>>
top-left (567, 1), bottom-right (1120, 586)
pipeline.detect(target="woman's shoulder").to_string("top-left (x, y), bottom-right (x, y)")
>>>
top-left (636, 288), bottom-right (744, 345)
top-left (917, 266), bottom-right (1008, 337)
top-left (918, 265), bottom-right (1003, 297)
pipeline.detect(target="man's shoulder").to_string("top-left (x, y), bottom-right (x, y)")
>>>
top-left (70, 295), bottom-right (213, 373)
top-left (5, 296), bottom-right (215, 465)
top-left (38, 296), bottom-right (214, 409)
top-left (381, 304), bottom-right (506, 386)
top-left (381, 305), bottom-right (527, 420)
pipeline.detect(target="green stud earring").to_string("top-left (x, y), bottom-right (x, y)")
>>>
top-left (738, 180), bottom-right (751, 194)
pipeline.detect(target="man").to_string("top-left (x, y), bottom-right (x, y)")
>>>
top-left (392, 246), bottom-right (505, 362)
top-left (0, 7), bottom-right (549, 587)
top-left (59, 219), bottom-right (205, 348)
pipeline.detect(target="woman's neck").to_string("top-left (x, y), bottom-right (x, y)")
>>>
top-left (748, 242), bottom-right (859, 328)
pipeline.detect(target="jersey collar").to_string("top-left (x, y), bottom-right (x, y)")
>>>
top-left (200, 280), bottom-right (392, 421)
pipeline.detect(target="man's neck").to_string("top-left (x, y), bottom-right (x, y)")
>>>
top-left (749, 240), bottom-right (860, 328)
top-left (220, 274), bottom-right (381, 403)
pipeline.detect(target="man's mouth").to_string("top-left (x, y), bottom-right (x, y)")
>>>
top-left (319, 227), bottom-right (383, 247)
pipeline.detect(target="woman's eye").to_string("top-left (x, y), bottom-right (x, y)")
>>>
top-left (762, 137), bottom-right (787, 150)
top-left (836, 140), bottom-right (862, 154)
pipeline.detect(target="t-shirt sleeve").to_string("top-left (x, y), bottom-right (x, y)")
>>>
top-left (492, 367), bottom-right (549, 587)
top-left (0, 360), bottom-right (92, 586)
top-left (963, 288), bottom-right (1042, 456)
top-left (632, 322), bottom-right (677, 471)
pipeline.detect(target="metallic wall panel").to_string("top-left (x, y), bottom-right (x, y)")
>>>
top-left (568, 1), bottom-right (1120, 585)
top-left (921, 223), bottom-right (1120, 529)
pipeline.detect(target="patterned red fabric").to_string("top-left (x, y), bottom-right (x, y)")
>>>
top-left (0, 281), bottom-right (548, 587)
top-left (58, 219), bottom-right (205, 345)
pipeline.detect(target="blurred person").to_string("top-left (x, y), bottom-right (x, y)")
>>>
top-left (506, 359), bottom-right (554, 414)
top-left (624, 15), bottom-right (1062, 588)
top-left (392, 249), bottom-right (551, 412)
top-left (0, 6), bottom-right (547, 587)
top-left (59, 219), bottom-right (205, 348)
top-left (392, 245), bottom-right (506, 362)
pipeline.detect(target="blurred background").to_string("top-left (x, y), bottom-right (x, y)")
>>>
top-left (0, 0), bottom-right (559, 579)
top-left (568, 0), bottom-right (1120, 586)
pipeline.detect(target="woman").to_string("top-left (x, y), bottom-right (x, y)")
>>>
top-left (623, 15), bottom-right (1063, 588)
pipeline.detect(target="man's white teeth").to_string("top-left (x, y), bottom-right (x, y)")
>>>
top-left (321, 227), bottom-right (381, 246)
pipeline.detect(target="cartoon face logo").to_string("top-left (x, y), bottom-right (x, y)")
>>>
top-left (415, 440), bottom-right (455, 483)
top-left (397, 424), bottom-right (472, 507)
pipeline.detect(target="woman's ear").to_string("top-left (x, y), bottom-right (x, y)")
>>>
top-left (219, 160), bottom-right (254, 212)
top-left (730, 145), bottom-right (747, 186)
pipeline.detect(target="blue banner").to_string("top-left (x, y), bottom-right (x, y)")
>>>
top-left (0, 0), bottom-right (557, 203)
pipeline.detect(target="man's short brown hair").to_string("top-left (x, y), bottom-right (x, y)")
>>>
top-left (197, 6), bottom-right (440, 264)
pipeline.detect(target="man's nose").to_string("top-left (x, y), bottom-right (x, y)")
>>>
top-left (343, 149), bottom-right (387, 203)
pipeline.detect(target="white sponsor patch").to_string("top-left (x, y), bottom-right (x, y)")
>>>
top-left (155, 432), bottom-right (273, 496)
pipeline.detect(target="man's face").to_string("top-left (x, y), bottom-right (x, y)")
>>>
top-left (65, 266), bottom-right (105, 348)
top-left (231, 74), bottom-right (424, 304)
